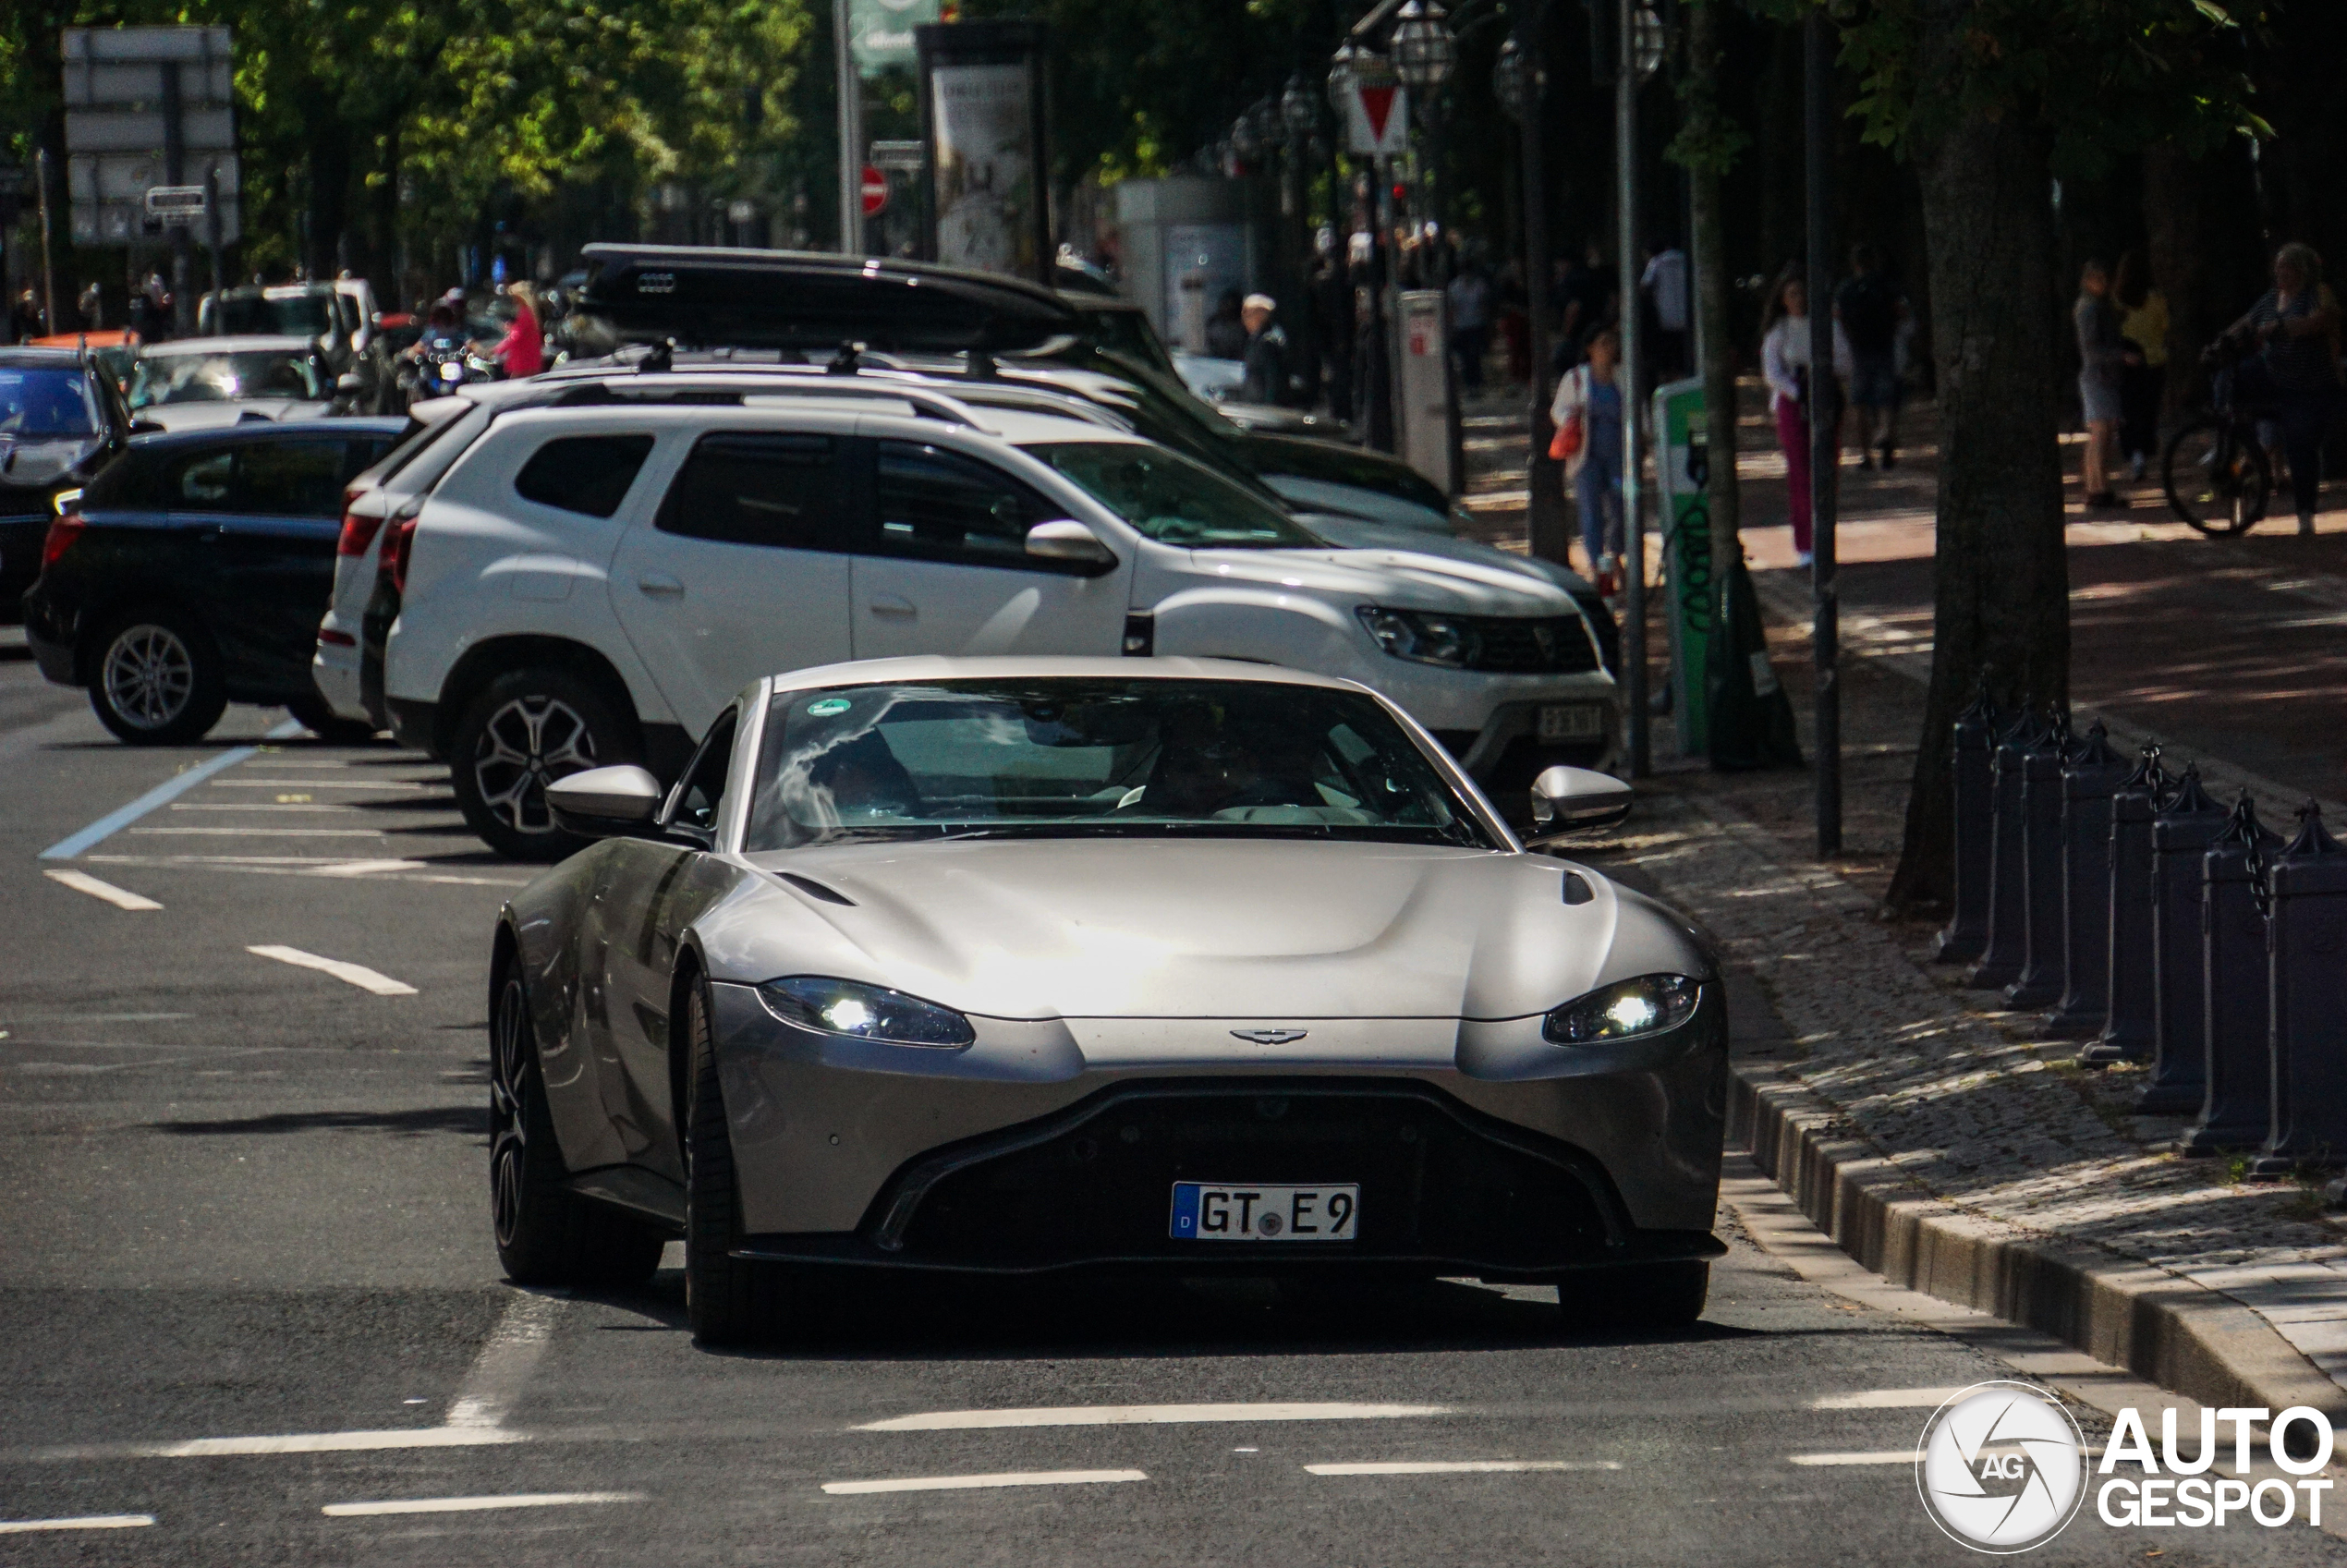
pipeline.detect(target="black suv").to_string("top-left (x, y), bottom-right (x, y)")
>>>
top-left (0, 346), bottom-right (137, 620)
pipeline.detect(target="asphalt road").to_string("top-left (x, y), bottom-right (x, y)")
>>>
top-left (5, 652), bottom-right (2344, 1566)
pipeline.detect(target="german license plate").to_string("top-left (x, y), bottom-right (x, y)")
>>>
top-left (1170, 1183), bottom-right (1358, 1242)
top-left (1538, 704), bottom-right (1606, 741)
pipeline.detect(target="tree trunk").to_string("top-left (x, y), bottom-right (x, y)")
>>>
top-left (1685, 0), bottom-right (1739, 566)
top-left (306, 115), bottom-right (351, 282)
top-left (1884, 56), bottom-right (2069, 914)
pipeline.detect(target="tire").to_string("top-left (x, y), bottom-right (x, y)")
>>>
top-left (88, 609), bottom-right (228, 745)
top-left (450, 666), bottom-right (639, 862)
top-left (1557, 1260), bottom-right (1709, 1332)
top-left (683, 975), bottom-right (794, 1346)
top-left (2162, 415), bottom-right (2270, 537)
top-left (489, 967), bottom-right (665, 1288)
top-left (285, 694), bottom-right (380, 745)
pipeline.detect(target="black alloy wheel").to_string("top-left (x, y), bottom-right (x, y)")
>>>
top-left (451, 667), bottom-right (638, 862)
top-left (89, 610), bottom-right (228, 745)
top-left (683, 976), bottom-right (796, 1346)
top-left (489, 967), bottom-right (664, 1287)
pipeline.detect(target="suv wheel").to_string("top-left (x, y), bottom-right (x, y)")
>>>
top-left (90, 611), bottom-right (228, 746)
top-left (450, 667), bottom-right (639, 862)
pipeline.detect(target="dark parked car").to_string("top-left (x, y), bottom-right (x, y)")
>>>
top-left (0, 346), bottom-right (139, 622)
top-left (22, 419), bottom-right (406, 744)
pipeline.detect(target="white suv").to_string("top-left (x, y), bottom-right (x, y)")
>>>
top-left (379, 385), bottom-right (1616, 858)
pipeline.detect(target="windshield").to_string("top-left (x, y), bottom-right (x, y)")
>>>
top-left (0, 368), bottom-right (97, 438)
top-left (128, 351), bottom-right (326, 408)
top-left (212, 294), bottom-right (336, 336)
top-left (1076, 305), bottom-right (1179, 376)
top-left (746, 677), bottom-right (1491, 852)
top-left (1028, 442), bottom-right (1321, 549)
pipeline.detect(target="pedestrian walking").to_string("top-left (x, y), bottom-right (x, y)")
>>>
top-left (1640, 237), bottom-right (1690, 381)
top-left (2073, 259), bottom-right (2128, 511)
top-left (1206, 289), bottom-right (1247, 360)
top-left (2212, 242), bottom-right (2342, 534)
top-left (1495, 258), bottom-right (1529, 384)
top-left (10, 287), bottom-right (42, 343)
top-left (1759, 266), bottom-right (1852, 567)
top-left (1447, 261), bottom-right (1492, 392)
top-left (487, 282), bottom-right (545, 379)
top-left (1834, 244), bottom-right (1907, 469)
top-left (2113, 249), bottom-right (2168, 482)
top-left (1238, 293), bottom-right (1290, 406)
top-left (1550, 326), bottom-right (1628, 594)
top-left (77, 280), bottom-right (103, 333)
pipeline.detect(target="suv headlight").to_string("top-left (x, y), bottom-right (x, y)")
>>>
top-left (758, 976), bottom-right (976, 1049)
top-left (1542, 974), bottom-right (1701, 1045)
top-left (1356, 604), bottom-right (1475, 667)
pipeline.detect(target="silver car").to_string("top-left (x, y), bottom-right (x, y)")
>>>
top-left (489, 657), bottom-right (1725, 1343)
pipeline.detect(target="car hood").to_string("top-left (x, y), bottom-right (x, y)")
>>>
top-left (1186, 541), bottom-right (1583, 617)
top-left (140, 400), bottom-right (330, 432)
top-left (723, 838), bottom-right (1672, 1022)
top-left (0, 434), bottom-right (105, 493)
top-left (1304, 514), bottom-right (1601, 600)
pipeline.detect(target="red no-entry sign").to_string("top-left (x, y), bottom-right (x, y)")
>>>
top-left (859, 166), bottom-right (888, 217)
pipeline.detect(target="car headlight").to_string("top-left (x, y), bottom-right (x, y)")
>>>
top-left (758, 976), bottom-right (976, 1049)
top-left (1356, 604), bottom-right (1476, 667)
top-left (1542, 974), bottom-right (1701, 1045)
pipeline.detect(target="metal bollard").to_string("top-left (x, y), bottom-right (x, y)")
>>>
top-left (2046, 721), bottom-right (2128, 1039)
top-left (2183, 793), bottom-right (2280, 1156)
top-left (2083, 743), bottom-right (2169, 1066)
top-left (2253, 804), bottom-right (2347, 1175)
top-left (2005, 712), bottom-right (2073, 1009)
top-left (2138, 765), bottom-right (2228, 1114)
top-left (1933, 680), bottom-right (2001, 965)
top-left (1966, 703), bottom-right (2047, 991)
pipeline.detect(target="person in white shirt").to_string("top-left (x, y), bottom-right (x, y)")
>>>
top-left (1759, 265), bottom-right (1854, 567)
top-left (1640, 239), bottom-right (1691, 379)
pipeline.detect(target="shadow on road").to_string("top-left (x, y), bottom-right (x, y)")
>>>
top-left (146, 1105), bottom-right (483, 1138)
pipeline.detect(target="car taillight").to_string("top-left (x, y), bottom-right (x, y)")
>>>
top-left (318, 628), bottom-right (357, 648)
top-left (337, 508), bottom-right (385, 558)
top-left (41, 513), bottom-right (85, 569)
top-left (387, 517), bottom-right (420, 594)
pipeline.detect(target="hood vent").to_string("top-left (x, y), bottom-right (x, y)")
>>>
top-left (778, 871), bottom-right (856, 906)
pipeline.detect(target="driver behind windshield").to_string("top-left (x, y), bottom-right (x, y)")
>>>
top-left (0, 371), bottom-right (96, 438)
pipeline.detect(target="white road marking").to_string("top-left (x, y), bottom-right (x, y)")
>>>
top-left (247, 945), bottom-right (418, 997)
top-left (38, 718), bottom-right (305, 858)
top-left (821, 1470), bottom-right (1147, 1496)
top-left (141, 1428), bottom-right (527, 1457)
top-left (1788, 1451), bottom-right (1916, 1467)
top-left (322, 1492), bottom-right (638, 1518)
top-left (0, 1514), bottom-right (155, 1534)
top-left (170, 802), bottom-right (359, 812)
top-left (1807, 1388), bottom-right (1972, 1410)
top-left (42, 869), bottom-right (162, 911)
top-left (855, 1402), bottom-right (1452, 1432)
top-left (1305, 1460), bottom-right (1622, 1477)
top-left (445, 1292), bottom-right (561, 1429)
top-left (209, 778), bottom-right (431, 789)
top-left (131, 827), bottom-right (385, 837)
top-left (310, 858), bottom-right (429, 877)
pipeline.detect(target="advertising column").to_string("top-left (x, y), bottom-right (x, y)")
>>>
top-left (916, 20), bottom-right (1052, 286)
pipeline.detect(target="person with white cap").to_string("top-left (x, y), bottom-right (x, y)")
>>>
top-left (1239, 293), bottom-right (1290, 406)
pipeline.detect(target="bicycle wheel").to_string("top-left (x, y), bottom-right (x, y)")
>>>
top-left (2163, 414), bottom-right (2272, 536)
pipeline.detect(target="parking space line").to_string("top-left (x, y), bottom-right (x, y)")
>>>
top-left (1787, 1451), bottom-right (1916, 1467)
top-left (132, 827), bottom-right (385, 837)
top-left (209, 778), bottom-right (432, 789)
top-left (0, 1513), bottom-right (156, 1534)
top-left (821, 1470), bottom-right (1147, 1496)
top-left (37, 720), bottom-right (304, 858)
top-left (855, 1402), bottom-right (1452, 1431)
top-left (322, 1492), bottom-right (638, 1518)
top-left (171, 803), bottom-right (361, 812)
top-left (141, 1428), bottom-right (527, 1457)
top-left (1808, 1388), bottom-right (1970, 1410)
top-left (310, 858), bottom-right (431, 877)
top-left (247, 945), bottom-right (418, 997)
top-left (1304, 1460), bottom-right (1621, 1477)
top-left (43, 869), bottom-right (162, 911)
top-left (445, 1291), bottom-right (560, 1429)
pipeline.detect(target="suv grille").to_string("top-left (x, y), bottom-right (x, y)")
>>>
top-left (1462, 615), bottom-right (1601, 674)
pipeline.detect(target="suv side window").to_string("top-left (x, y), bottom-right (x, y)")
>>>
top-left (514, 433), bottom-right (656, 517)
top-left (235, 439), bottom-right (348, 516)
top-left (663, 708), bottom-right (737, 840)
top-left (874, 441), bottom-right (1053, 569)
top-left (658, 432), bottom-right (853, 551)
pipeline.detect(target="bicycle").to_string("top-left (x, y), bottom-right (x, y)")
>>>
top-left (2161, 350), bottom-right (2274, 536)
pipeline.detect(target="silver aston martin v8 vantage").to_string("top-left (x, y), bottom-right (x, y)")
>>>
top-left (488, 656), bottom-right (1727, 1343)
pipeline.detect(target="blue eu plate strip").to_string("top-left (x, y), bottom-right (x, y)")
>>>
top-left (1169, 1183), bottom-right (1201, 1239)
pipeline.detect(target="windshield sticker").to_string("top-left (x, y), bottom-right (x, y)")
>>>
top-left (806, 698), bottom-right (853, 717)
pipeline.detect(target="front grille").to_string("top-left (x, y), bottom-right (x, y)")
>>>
top-left (878, 1080), bottom-right (1622, 1272)
top-left (1460, 615), bottom-right (1600, 675)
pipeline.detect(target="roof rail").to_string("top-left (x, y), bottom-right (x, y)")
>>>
top-left (546, 376), bottom-right (991, 431)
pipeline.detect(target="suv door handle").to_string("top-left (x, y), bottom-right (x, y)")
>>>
top-left (636, 572), bottom-right (685, 598)
top-left (868, 593), bottom-right (915, 617)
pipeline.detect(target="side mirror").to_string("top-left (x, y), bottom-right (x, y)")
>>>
top-left (545, 764), bottom-right (665, 838)
top-left (1025, 518), bottom-right (1116, 567)
top-left (128, 419), bottom-right (165, 435)
top-left (1527, 765), bottom-right (1633, 841)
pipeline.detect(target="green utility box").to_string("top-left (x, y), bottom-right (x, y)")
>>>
top-left (1649, 377), bottom-right (1713, 757)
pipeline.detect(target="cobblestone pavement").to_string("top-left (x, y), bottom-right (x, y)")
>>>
top-left (1452, 377), bottom-right (2347, 1392)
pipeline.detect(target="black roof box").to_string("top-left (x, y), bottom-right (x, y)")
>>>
top-left (576, 244), bottom-right (1080, 354)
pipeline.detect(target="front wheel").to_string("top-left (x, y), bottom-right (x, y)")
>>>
top-left (683, 976), bottom-right (795, 1346)
top-left (2163, 415), bottom-right (2271, 536)
top-left (449, 667), bottom-right (638, 862)
top-left (89, 610), bottom-right (227, 745)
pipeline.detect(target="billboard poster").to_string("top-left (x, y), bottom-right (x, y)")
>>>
top-left (927, 59), bottom-right (1037, 279)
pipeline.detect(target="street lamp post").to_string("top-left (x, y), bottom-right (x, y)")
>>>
top-left (1391, 0), bottom-right (1455, 249)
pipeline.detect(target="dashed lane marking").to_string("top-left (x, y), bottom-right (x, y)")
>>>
top-left (247, 945), bottom-right (418, 997)
top-left (310, 858), bottom-right (431, 877)
top-left (1305, 1460), bottom-right (1622, 1477)
top-left (821, 1470), bottom-right (1148, 1496)
top-left (37, 720), bottom-right (305, 858)
top-left (0, 1513), bottom-right (155, 1533)
top-left (445, 1292), bottom-right (561, 1429)
top-left (322, 1492), bottom-right (638, 1518)
top-left (137, 1428), bottom-right (525, 1458)
top-left (1807, 1388), bottom-right (1973, 1410)
top-left (854, 1403), bottom-right (1453, 1431)
top-left (1787, 1452), bottom-right (1916, 1467)
top-left (42, 869), bottom-right (162, 911)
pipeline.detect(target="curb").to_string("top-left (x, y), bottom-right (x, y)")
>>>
top-left (1729, 1057), bottom-right (2347, 1428)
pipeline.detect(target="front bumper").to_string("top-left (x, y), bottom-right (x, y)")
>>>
top-left (710, 982), bottom-right (1727, 1278)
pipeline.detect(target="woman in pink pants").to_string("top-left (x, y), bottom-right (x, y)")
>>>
top-left (1759, 268), bottom-right (1852, 565)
